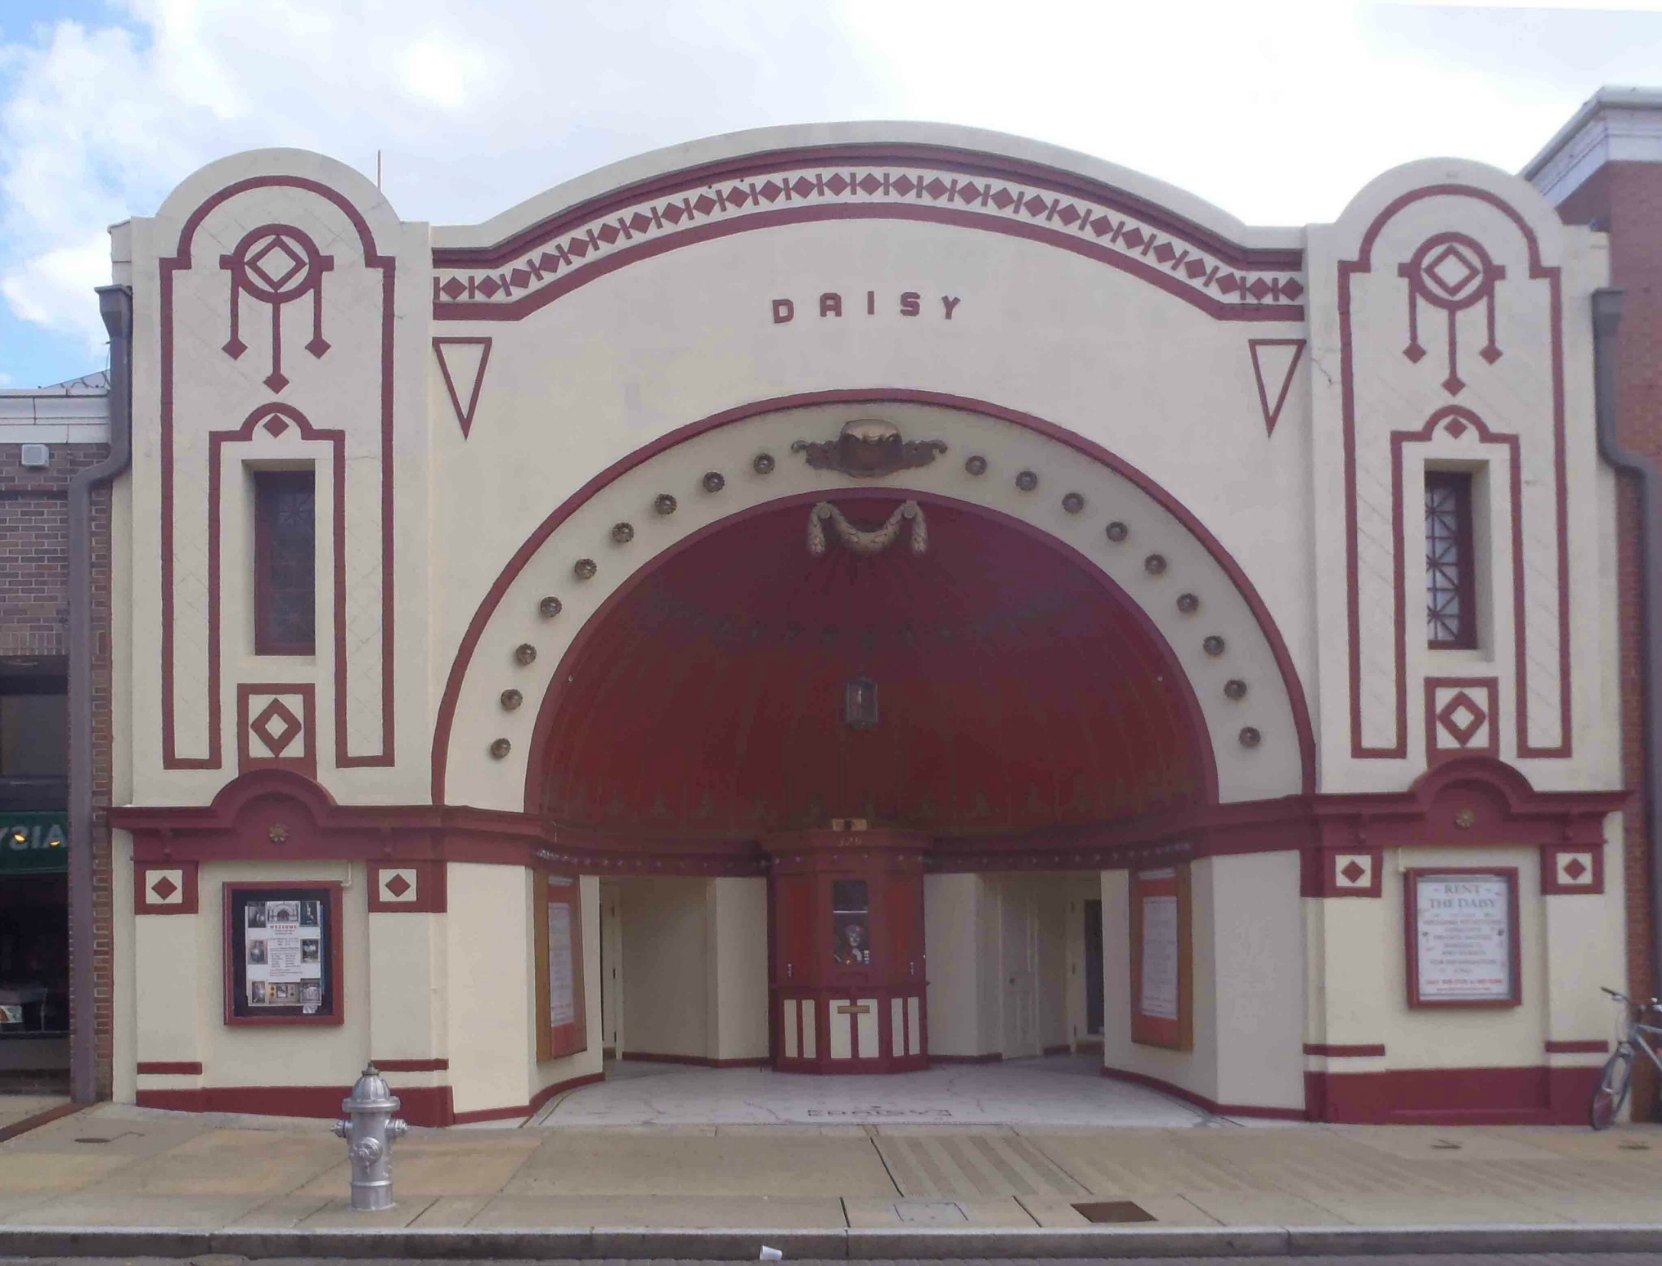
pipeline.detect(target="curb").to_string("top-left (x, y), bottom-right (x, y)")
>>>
top-left (0, 1222), bottom-right (1659, 1259)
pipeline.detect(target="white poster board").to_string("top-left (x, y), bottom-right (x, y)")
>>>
top-left (244, 896), bottom-right (325, 1013)
top-left (1412, 873), bottom-right (1514, 1004)
top-left (1139, 894), bottom-right (1180, 1020)
top-left (547, 901), bottom-right (576, 1027)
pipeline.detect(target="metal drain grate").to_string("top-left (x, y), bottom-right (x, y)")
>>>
top-left (1073, 1199), bottom-right (1156, 1224)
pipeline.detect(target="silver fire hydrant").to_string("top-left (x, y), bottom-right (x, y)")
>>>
top-left (332, 1063), bottom-right (408, 1211)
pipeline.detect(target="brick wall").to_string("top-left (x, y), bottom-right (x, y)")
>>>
top-left (1558, 162), bottom-right (1662, 1117)
top-left (0, 440), bottom-right (115, 1094)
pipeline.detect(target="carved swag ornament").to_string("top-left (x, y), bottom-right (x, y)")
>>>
top-left (807, 501), bottom-right (928, 558)
top-left (791, 419), bottom-right (946, 478)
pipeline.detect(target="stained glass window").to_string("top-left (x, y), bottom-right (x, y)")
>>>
top-left (254, 471), bottom-right (316, 655)
top-left (1426, 471), bottom-right (1475, 649)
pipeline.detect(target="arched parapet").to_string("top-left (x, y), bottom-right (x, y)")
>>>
top-left (1304, 156), bottom-right (1615, 795)
top-left (126, 150), bottom-right (436, 809)
top-left (433, 392), bottom-right (1315, 813)
top-left (431, 122), bottom-right (1306, 324)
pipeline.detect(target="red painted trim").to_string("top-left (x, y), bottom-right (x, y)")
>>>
top-left (430, 388), bottom-right (1317, 805)
top-left (1041, 1043), bottom-right (1072, 1056)
top-left (1342, 191), bottom-right (1570, 761)
top-left (431, 144), bottom-right (1303, 324)
top-left (236, 682), bottom-right (318, 778)
top-left (160, 178), bottom-right (395, 771)
top-left (522, 488), bottom-right (1218, 819)
top-left (1404, 867), bottom-right (1522, 1009)
top-left (1544, 1039), bottom-right (1609, 1054)
top-left (929, 1053), bottom-right (1004, 1064)
top-left (1101, 1065), bottom-right (1306, 1120)
top-left (1310, 848), bottom-right (1383, 899)
top-left (433, 337), bottom-right (492, 439)
top-left (137, 1061), bottom-right (203, 1075)
top-left (222, 880), bottom-right (346, 1027)
top-left (1302, 1043), bottom-right (1386, 1057)
top-left (367, 860), bottom-right (448, 913)
top-left (134, 860), bottom-right (199, 915)
top-left (1307, 1064), bottom-right (1599, 1125)
top-left (370, 1057), bottom-right (448, 1071)
top-left (136, 1084), bottom-right (456, 1128)
top-left (1247, 338), bottom-right (1305, 436)
top-left (449, 1070), bottom-right (605, 1124)
top-left (1540, 840), bottom-right (1606, 896)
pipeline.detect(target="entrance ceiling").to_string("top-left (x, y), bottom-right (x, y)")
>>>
top-left (537, 498), bottom-right (1210, 839)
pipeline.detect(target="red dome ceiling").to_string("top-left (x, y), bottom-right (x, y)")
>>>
top-left (533, 496), bottom-right (1212, 840)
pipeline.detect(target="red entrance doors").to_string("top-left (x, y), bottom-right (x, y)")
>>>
top-left (766, 828), bottom-right (928, 1072)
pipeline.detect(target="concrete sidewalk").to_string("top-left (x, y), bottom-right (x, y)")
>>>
top-left (1, 1101), bottom-right (1661, 1237)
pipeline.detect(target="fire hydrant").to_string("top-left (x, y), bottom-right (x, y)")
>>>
top-left (332, 1063), bottom-right (408, 1211)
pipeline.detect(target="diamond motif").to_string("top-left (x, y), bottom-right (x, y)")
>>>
top-left (1436, 691), bottom-right (1487, 747)
top-left (262, 415), bottom-right (288, 438)
top-left (823, 175), bottom-right (847, 196)
top-left (857, 174), bottom-right (881, 194)
top-left (990, 187), bottom-right (1014, 210)
top-left (384, 873), bottom-right (413, 898)
top-left (247, 236), bottom-right (306, 293)
top-left (1562, 857), bottom-right (1588, 881)
top-left (150, 875), bottom-right (179, 901)
top-left (924, 178), bottom-right (949, 199)
top-left (1120, 227), bottom-right (1145, 250)
top-left (1339, 859), bottom-right (1367, 885)
top-left (597, 224), bottom-right (620, 244)
top-left (1425, 244), bottom-right (1479, 297)
top-left (250, 698), bottom-right (302, 757)
top-left (629, 212), bottom-right (653, 233)
top-left (1152, 242), bottom-right (1176, 264)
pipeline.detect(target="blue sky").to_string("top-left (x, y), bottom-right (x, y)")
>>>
top-left (2, 1), bottom-right (1661, 388)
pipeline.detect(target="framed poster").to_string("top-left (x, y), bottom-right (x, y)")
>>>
top-left (535, 875), bottom-right (587, 1061)
top-left (1405, 868), bottom-right (1521, 1008)
top-left (1129, 865), bottom-right (1192, 1050)
top-left (223, 882), bottom-right (344, 1026)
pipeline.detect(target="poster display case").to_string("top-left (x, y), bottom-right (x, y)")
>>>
top-left (223, 882), bottom-right (343, 1025)
top-left (535, 874), bottom-right (587, 1060)
top-left (1130, 865), bottom-right (1192, 1049)
top-left (765, 828), bottom-right (927, 1073)
top-left (1405, 868), bottom-right (1521, 1008)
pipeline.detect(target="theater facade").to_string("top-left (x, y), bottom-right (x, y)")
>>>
top-left (94, 117), bottom-right (1641, 1125)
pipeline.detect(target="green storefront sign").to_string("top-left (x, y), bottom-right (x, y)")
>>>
top-left (1, 813), bottom-right (67, 875)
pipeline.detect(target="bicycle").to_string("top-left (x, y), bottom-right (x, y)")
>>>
top-left (1590, 986), bottom-right (1662, 1129)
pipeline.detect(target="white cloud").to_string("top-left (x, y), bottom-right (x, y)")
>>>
top-left (1, 0), bottom-right (1660, 366)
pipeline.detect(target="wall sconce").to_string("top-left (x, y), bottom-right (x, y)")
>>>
top-left (844, 677), bottom-right (879, 731)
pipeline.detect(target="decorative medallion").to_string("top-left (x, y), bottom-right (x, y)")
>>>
top-left (654, 493), bottom-right (678, 515)
top-left (1144, 553), bottom-right (1166, 575)
top-left (1224, 679), bottom-right (1248, 700)
top-left (220, 224), bottom-right (333, 393)
top-left (515, 643), bottom-right (537, 665)
top-left (1062, 492), bottom-right (1085, 514)
top-left (1239, 726), bottom-right (1262, 748)
top-left (490, 738), bottom-right (512, 759)
top-left (573, 558), bottom-right (597, 580)
top-left (1453, 807), bottom-right (1477, 829)
top-left (703, 471), bottom-right (726, 493)
top-left (500, 689), bottom-right (523, 711)
top-left (1105, 521), bottom-right (1128, 543)
top-left (539, 596), bottom-right (563, 618)
top-left (1203, 635), bottom-right (1226, 656)
top-left (1015, 470), bottom-right (1039, 492)
top-left (753, 452), bottom-right (776, 474)
top-left (964, 455), bottom-right (988, 477)
top-left (1176, 593), bottom-right (1200, 614)
top-left (807, 500), bottom-right (928, 558)
top-left (791, 419), bottom-right (947, 478)
top-left (268, 823), bottom-right (290, 844)
top-left (611, 522), bottom-right (635, 544)
top-left (1399, 232), bottom-right (1505, 396)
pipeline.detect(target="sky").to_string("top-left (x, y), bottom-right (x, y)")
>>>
top-left (1, 0), bottom-right (1660, 388)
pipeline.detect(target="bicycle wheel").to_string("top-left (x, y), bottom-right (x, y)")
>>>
top-left (1590, 1046), bottom-right (1633, 1130)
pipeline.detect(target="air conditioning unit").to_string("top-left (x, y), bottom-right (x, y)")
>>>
top-left (19, 443), bottom-right (49, 469)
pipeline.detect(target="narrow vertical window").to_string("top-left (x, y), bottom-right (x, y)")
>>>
top-left (1425, 471), bottom-right (1475, 649)
top-left (253, 471), bottom-right (316, 655)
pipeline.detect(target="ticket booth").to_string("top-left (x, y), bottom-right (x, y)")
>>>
top-left (766, 829), bottom-right (927, 1072)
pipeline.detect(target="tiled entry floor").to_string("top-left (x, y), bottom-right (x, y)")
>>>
top-left (530, 1053), bottom-right (1219, 1127)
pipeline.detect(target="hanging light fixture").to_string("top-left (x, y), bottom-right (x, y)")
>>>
top-left (844, 676), bottom-right (879, 730)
